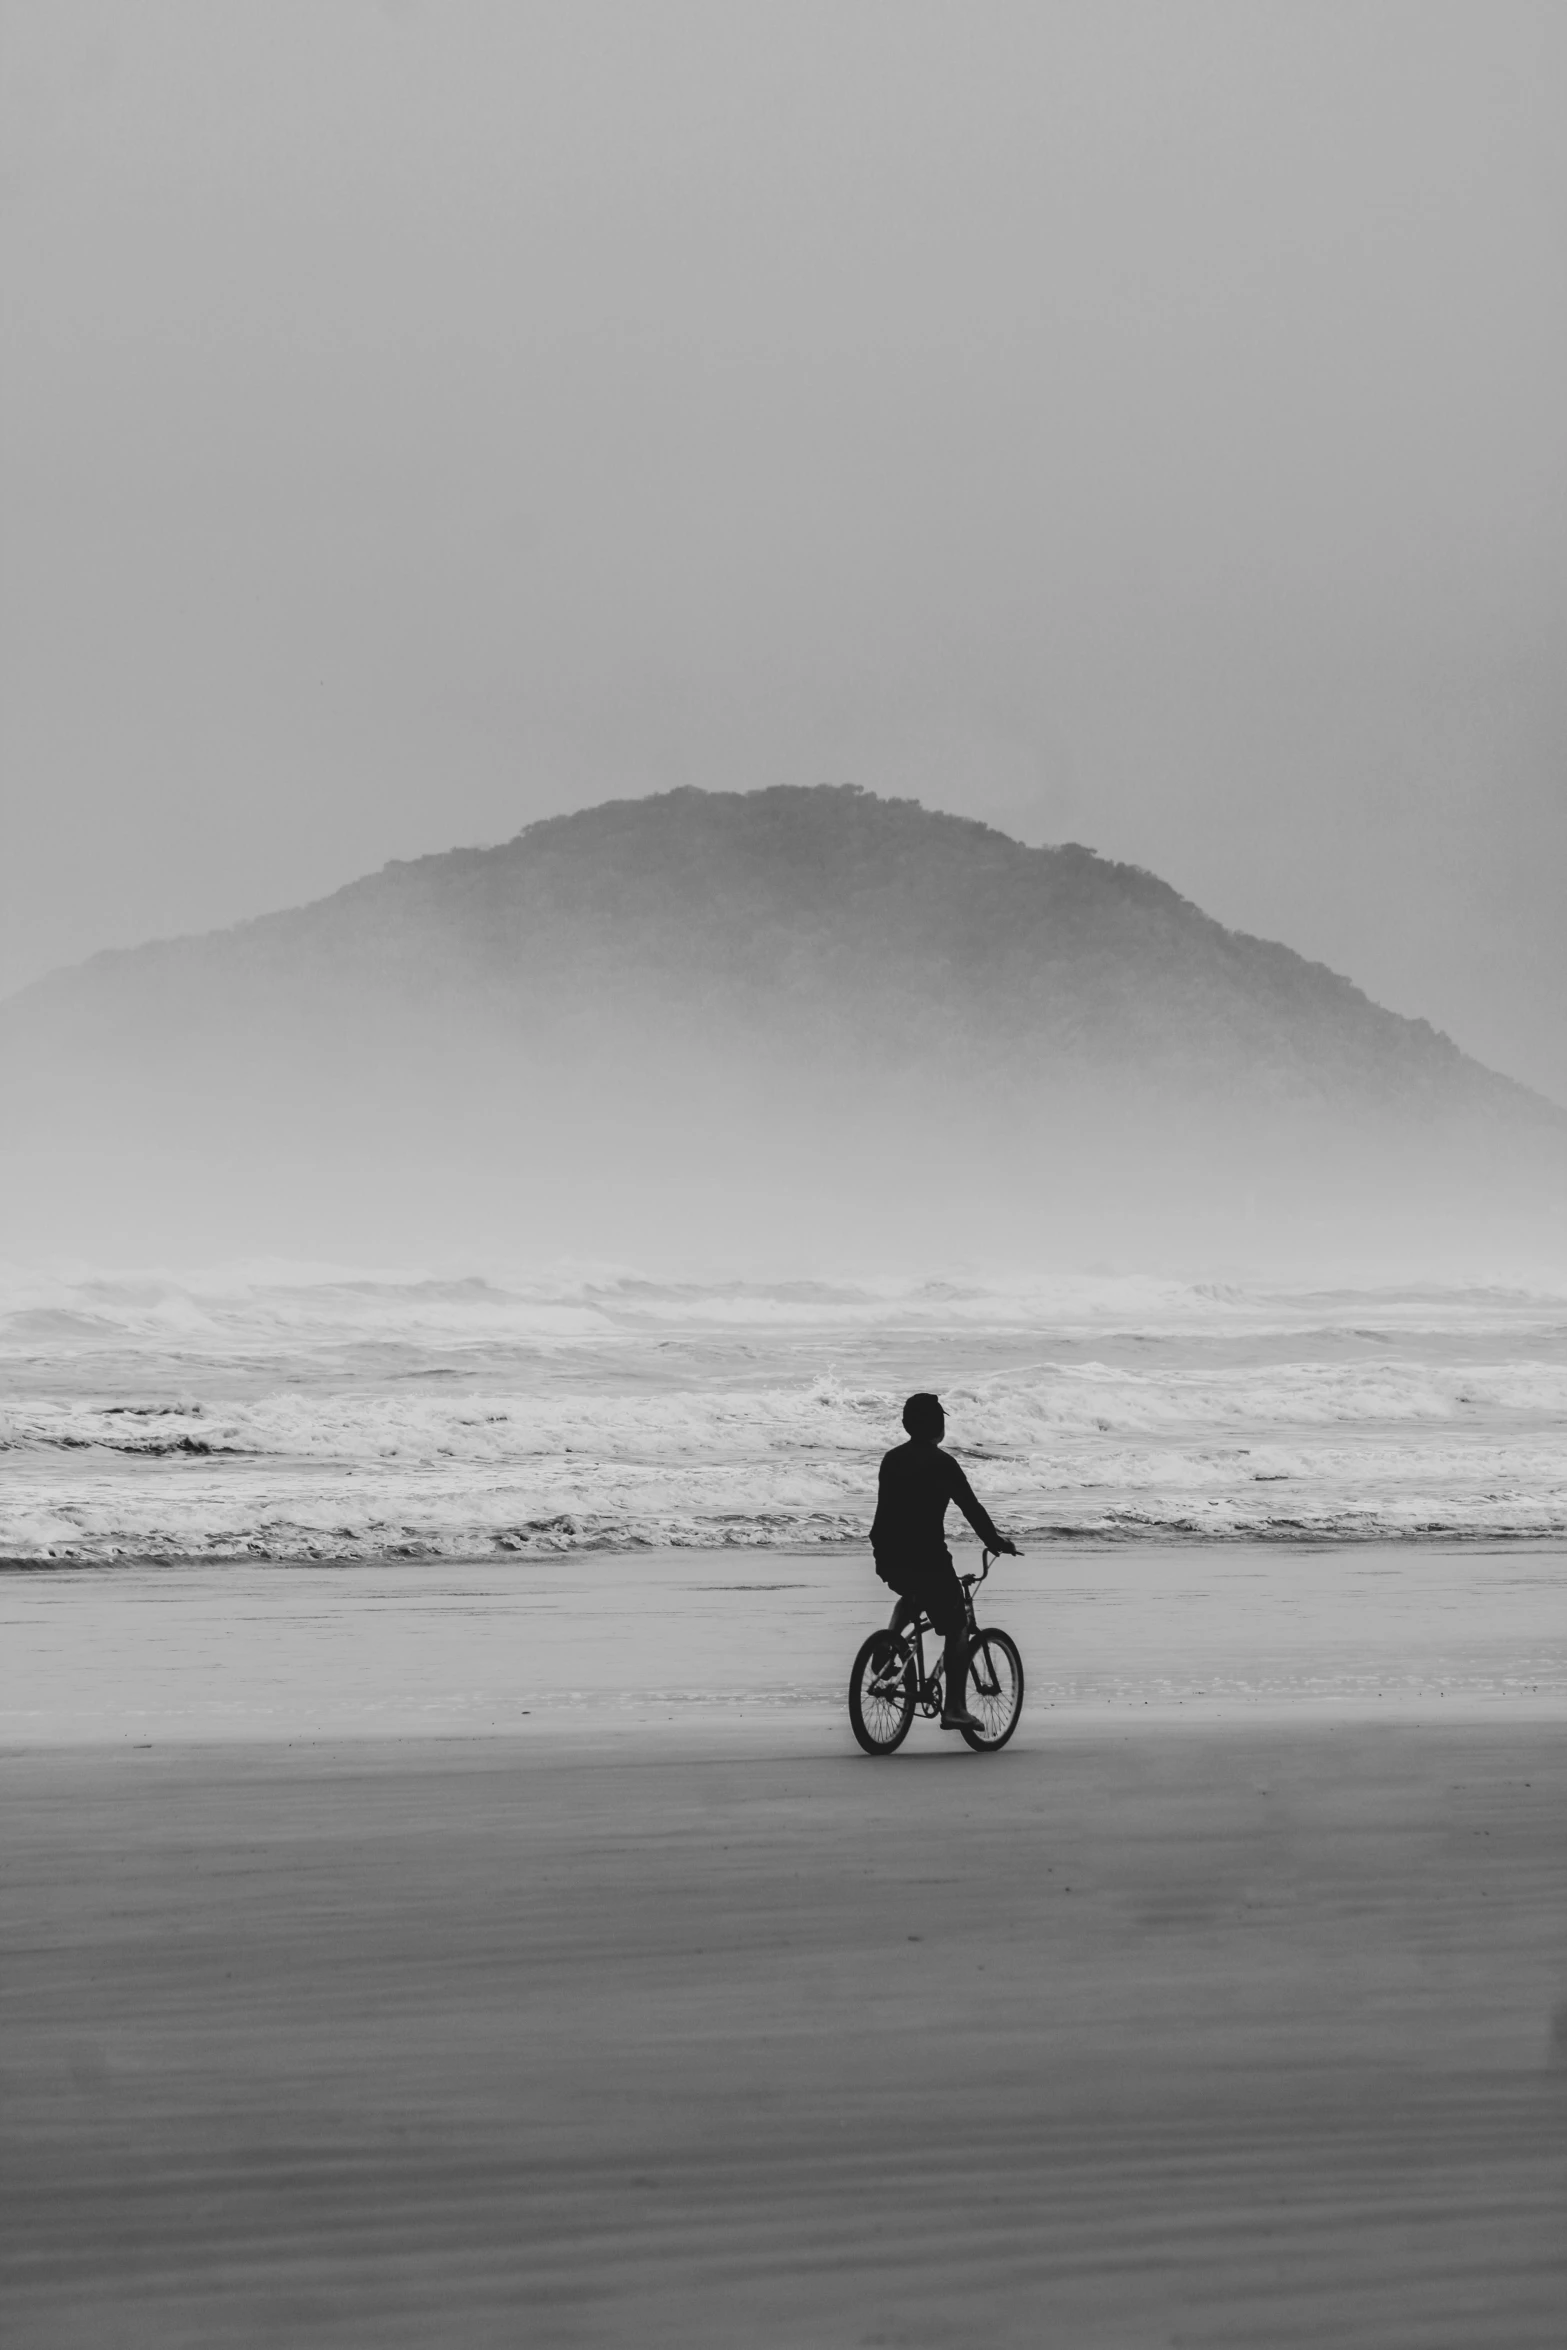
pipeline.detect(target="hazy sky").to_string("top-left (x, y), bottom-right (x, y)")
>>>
top-left (4, 1), bottom-right (1565, 1095)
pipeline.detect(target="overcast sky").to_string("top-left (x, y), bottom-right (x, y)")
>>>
top-left (3, 1), bottom-right (1564, 1095)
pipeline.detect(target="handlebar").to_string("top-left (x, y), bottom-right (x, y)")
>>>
top-left (961, 1546), bottom-right (1004, 1593)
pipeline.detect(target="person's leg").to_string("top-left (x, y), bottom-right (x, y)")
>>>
top-left (943, 1623), bottom-right (970, 1713)
top-left (929, 1566), bottom-right (979, 1727)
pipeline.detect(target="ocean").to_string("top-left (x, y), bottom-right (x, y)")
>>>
top-left (3, 1260), bottom-right (1565, 1562)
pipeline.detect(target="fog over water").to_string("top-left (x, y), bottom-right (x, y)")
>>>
top-left (4, 785), bottom-right (1562, 1281)
top-left (3, 787), bottom-right (1564, 1566)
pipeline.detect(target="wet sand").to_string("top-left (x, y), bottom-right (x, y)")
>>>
top-left (5, 1718), bottom-right (1566, 2348)
top-left (4, 1541), bottom-right (1564, 1742)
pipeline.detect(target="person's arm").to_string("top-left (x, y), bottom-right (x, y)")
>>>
top-left (869, 1455), bottom-right (892, 1564)
top-left (944, 1453), bottom-right (1014, 1553)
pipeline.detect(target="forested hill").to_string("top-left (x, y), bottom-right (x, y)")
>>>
top-left (4, 785), bottom-right (1549, 1133)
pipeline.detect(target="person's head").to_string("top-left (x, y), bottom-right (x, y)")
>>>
top-left (902, 1392), bottom-right (944, 1443)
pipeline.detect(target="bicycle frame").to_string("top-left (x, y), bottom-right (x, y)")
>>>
top-left (884, 1548), bottom-right (999, 1719)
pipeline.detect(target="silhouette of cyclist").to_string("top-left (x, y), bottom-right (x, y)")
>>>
top-left (871, 1392), bottom-right (1019, 1731)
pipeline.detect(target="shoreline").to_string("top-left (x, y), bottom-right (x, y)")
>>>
top-left (8, 1523), bottom-right (1567, 1566)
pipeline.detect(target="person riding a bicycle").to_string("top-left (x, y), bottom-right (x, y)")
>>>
top-left (871, 1392), bottom-right (1019, 1731)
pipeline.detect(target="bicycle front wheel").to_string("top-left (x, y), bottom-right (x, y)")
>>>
top-left (961, 1628), bottom-right (1024, 1752)
top-left (848, 1631), bottom-right (916, 1756)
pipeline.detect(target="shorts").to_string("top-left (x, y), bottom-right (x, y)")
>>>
top-left (875, 1550), bottom-right (966, 1638)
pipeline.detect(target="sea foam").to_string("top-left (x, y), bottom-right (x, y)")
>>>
top-left (3, 1261), bottom-right (1565, 1559)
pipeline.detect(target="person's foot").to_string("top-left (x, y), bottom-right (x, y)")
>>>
top-left (940, 1704), bottom-right (984, 1730)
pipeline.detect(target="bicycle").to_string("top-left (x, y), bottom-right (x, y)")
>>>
top-left (848, 1549), bottom-right (1024, 1756)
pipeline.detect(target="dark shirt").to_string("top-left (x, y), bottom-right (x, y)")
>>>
top-left (870, 1438), bottom-right (1003, 1571)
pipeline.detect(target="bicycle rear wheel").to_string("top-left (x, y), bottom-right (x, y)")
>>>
top-left (961, 1628), bottom-right (1024, 1752)
top-left (848, 1631), bottom-right (916, 1755)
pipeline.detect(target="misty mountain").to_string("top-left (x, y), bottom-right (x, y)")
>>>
top-left (5, 785), bottom-right (1551, 1108)
top-left (3, 787), bottom-right (1560, 1266)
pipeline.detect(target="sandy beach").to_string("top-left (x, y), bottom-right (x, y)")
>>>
top-left (5, 1721), bottom-right (1565, 2348)
top-left (3, 1543), bottom-right (1565, 2346)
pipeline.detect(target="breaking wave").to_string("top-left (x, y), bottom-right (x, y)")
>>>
top-left (4, 1259), bottom-right (1566, 1559)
